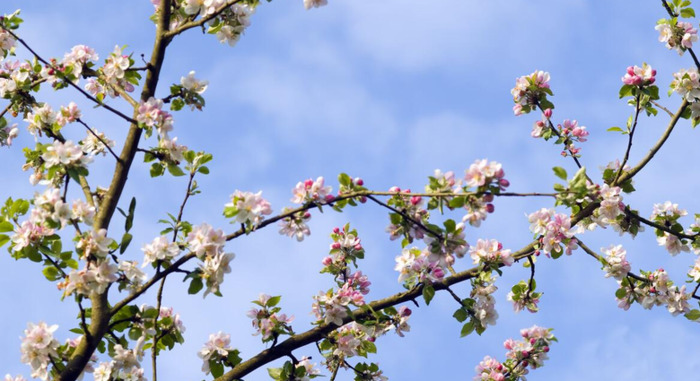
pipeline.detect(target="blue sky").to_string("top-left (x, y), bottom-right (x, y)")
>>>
top-left (2, 1), bottom-right (700, 380)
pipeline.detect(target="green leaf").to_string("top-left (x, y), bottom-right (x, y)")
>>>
top-left (266, 295), bottom-right (281, 307)
top-left (460, 321), bottom-right (475, 337)
top-left (119, 233), bottom-right (133, 254)
top-left (681, 7), bottom-right (696, 18)
top-left (188, 277), bottom-right (203, 295)
top-left (615, 288), bottom-right (627, 299)
top-left (126, 197), bottom-right (136, 232)
top-left (167, 164), bottom-right (186, 177)
top-left (267, 368), bottom-right (282, 380)
top-left (210, 360), bottom-right (224, 378)
top-left (607, 126), bottom-right (624, 133)
top-left (42, 266), bottom-right (61, 281)
top-left (338, 173), bottom-right (351, 187)
top-left (448, 196), bottom-right (465, 208)
top-left (0, 234), bottom-right (9, 248)
top-left (685, 309), bottom-right (700, 321)
top-left (552, 166), bottom-right (567, 180)
top-left (0, 220), bottom-right (14, 232)
top-left (150, 163), bottom-right (165, 177)
top-left (422, 284), bottom-right (435, 305)
top-left (443, 219), bottom-right (456, 233)
top-left (453, 308), bottom-right (468, 323)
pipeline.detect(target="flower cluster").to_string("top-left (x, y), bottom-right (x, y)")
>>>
top-left (81, 128), bottom-right (115, 156)
top-left (223, 190), bottom-right (272, 229)
top-left (204, 3), bottom-right (255, 47)
top-left (76, 228), bottom-right (115, 259)
top-left (511, 70), bottom-right (553, 116)
top-left (186, 223), bottom-right (235, 297)
top-left (142, 235), bottom-right (181, 267)
top-left (424, 221), bottom-right (469, 268)
top-left (198, 331), bottom-right (234, 375)
top-left (41, 140), bottom-right (92, 170)
top-left (304, 0), bottom-right (328, 10)
top-left (322, 225), bottom-right (366, 276)
top-left (474, 326), bottom-right (556, 381)
top-left (246, 294), bottom-right (294, 342)
top-left (0, 122), bottom-right (18, 147)
top-left (471, 272), bottom-right (499, 329)
top-left (528, 208), bottom-right (579, 258)
top-left (291, 176), bottom-right (333, 204)
top-left (93, 340), bottom-right (146, 381)
top-left (591, 184), bottom-right (625, 229)
top-left (507, 279), bottom-right (541, 313)
top-left (464, 159), bottom-right (509, 191)
top-left (385, 186), bottom-right (429, 242)
top-left (616, 268), bottom-right (691, 316)
top-left (394, 247), bottom-right (445, 288)
top-left (19, 322), bottom-right (60, 380)
top-left (58, 260), bottom-right (117, 297)
top-left (469, 239), bottom-right (513, 267)
top-left (656, 19), bottom-right (698, 55)
top-left (137, 97), bottom-right (173, 137)
top-left (651, 201), bottom-right (690, 255)
top-left (312, 278), bottom-right (368, 326)
top-left (278, 208), bottom-right (312, 241)
top-left (621, 63), bottom-right (656, 86)
top-left (600, 245), bottom-right (631, 280)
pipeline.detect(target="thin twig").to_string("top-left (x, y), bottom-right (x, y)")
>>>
top-left (614, 92), bottom-right (642, 184)
top-left (76, 118), bottom-right (121, 162)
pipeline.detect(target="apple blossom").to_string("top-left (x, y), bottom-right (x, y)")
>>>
top-left (198, 331), bottom-right (233, 374)
top-left (19, 321), bottom-right (59, 380)
top-left (278, 209), bottom-right (312, 241)
top-left (621, 63), bottom-right (656, 86)
top-left (304, 0), bottom-right (328, 10)
top-left (601, 245), bottom-right (631, 280)
top-left (186, 222), bottom-right (226, 259)
top-left (291, 176), bottom-right (333, 204)
top-left (469, 239), bottom-right (513, 267)
top-left (142, 235), bottom-right (181, 266)
top-left (224, 190), bottom-right (272, 228)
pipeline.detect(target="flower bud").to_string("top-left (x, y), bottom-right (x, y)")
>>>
top-left (354, 178), bottom-right (364, 186)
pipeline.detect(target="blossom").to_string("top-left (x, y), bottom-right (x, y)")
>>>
top-left (670, 68), bottom-right (700, 101)
top-left (621, 63), bottom-right (656, 86)
top-left (291, 176), bottom-right (333, 204)
top-left (224, 190), bottom-right (272, 227)
top-left (474, 356), bottom-right (506, 381)
top-left (464, 159), bottom-right (507, 189)
top-left (304, 0), bottom-right (328, 10)
top-left (103, 45), bottom-right (131, 82)
top-left (41, 140), bottom-right (91, 169)
top-left (76, 229), bottom-right (114, 259)
top-left (601, 245), bottom-right (630, 280)
top-left (394, 247), bottom-right (445, 287)
top-left (137, 97), bottom-right (173, 137)
top-left (81, 129), bottom-right (115, 156)
top-left (656, 20), bottom-right (698, 54)
top-left (24, 104), bottom-right (57, 139)
top-left (528, 208), bottom-right (579, 256)
top-left (186, 223), bottom-right (226, 259)
top-left (198, 331), bottom-right (232, 374)
top-left (511, 70), bottom-right (551, 115)
top-left (200, 251), bottom-right (235, 297)
top-left (469, 239), bottom-right (513, 267)
top-left (142, 235), bottom-right (180, 266)
top-left (20, 322), bottom-right (60, 380)
top-left (181, 70), bottom-right (208, 93)
top-left (118, 260), bottom-right (148, 290)
top-left (278, 209), bottom-right (311, 241)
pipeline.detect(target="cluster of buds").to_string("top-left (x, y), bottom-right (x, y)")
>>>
top-left (511, 70), bottom-right (553, 116)
top-left (246, 294), bottom-right (294, 342)
top-left (656, 19), bottom-right (698, 55)
top-left (474, 326), bottom-right (556, 381)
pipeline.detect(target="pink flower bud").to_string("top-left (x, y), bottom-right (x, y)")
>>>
top-left (325, 194), bottom-right (335, 202)
top-left (543, 346), bottom-right (550, 352)
top-left (322, 256), bottom-right (333, 266)
top-left (331, 242), bottom-right (341, 250)
top-left (544, 108), bottom-right (552, 118)
top-left (359, 196), bottom-right (367, 203)
top-left (389, 186), bottom-right (401, 193)
top-left (521, 350), bottom-right (530, 358)
top-left (354, 178), bottom-right (364, 186)
top-left (354, 244), bottom-right (363, 251)
top-left (410, 196), bottom-right (422, 205)
top-left (368, 336), bottom-right (376, 342)
top-left (303, 212), bottom-right (311, 218)
top-left (495, 168), bottom-right (504, 178)
top-left (499, 178), bottom-right (510, 188)
top-left (304, 179), bottom-right (314, 188)
top-left (333, 227), bottom-right (340, 234)
top-left (432, 267), bottom-right (445, 279)
top-left (483, 194), bottom-right (494, 202)
top-left (486, 204), bottom-right (495, 213)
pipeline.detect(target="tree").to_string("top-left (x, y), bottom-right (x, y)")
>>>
top-left (2, 0), bottom-right (700, 380)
